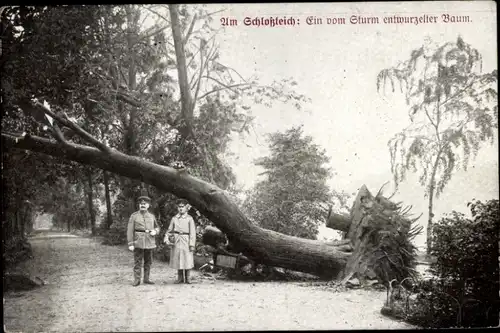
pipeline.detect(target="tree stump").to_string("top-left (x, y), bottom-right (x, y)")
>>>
top-left (327, 184), bottom-right (422, 285)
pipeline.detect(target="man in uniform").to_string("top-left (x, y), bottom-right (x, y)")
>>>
top-left (164, 199), bottom-right (196, 284)
top-left (127, 193), bottom-right (160, 286)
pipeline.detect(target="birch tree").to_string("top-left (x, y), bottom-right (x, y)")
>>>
top-left (377, 36), bottom-right (498, 253)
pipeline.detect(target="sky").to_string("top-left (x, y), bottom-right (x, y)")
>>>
top-left (198, 1), bottom-right (498, 248)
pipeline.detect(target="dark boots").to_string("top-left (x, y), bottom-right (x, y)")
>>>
top-left (174, 269), bottom-right (192, 284)
top-left (184, 270), bottom-right (191, 284)
top-left (143, 269), bottom-right (155, 284)
top-left (174, 270), bottom-right (184, 284)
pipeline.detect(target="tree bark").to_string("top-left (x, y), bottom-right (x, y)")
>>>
top-left (103, 171), bottom-right (113, 229)
top-left (2, 133), bottom-right (351, 277)
top-left (169, 4), bottom-right (194, 131)
top-left (67, 207), bottom-right (71, 233)
top-left (426, 152), bottom-right (441, 255)
top-left (86, 168), bottom-right (96, 235)
top-left (15, 197), bottom-right (21, 237)
top-left (325, 210), bottom-right (350, 232)
top-left (20, 202), bottom-right (30, 237)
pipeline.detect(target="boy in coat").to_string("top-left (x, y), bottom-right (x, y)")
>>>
top-left (164, 199), bottom-right (196, 284)
top-left (127, 194), bottom-right (160, 286)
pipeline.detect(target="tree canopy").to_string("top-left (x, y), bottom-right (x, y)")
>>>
top-left (1, 4), bottom-right (310, 232)
top-left (243, 126), bottom-right (335, 239)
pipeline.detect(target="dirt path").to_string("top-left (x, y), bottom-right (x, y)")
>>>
top-left (4, 231), bottom-right (415, 332)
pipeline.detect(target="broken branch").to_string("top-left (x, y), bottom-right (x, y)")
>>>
top-left (26, 99), bottom-right (111, 153)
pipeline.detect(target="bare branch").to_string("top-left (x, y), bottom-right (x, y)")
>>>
top-left (116, 91), bottom-right (141, 108)
top-left (51, 124), bottom-right (70, 147)
top-left (227, 66), bottom-right (249, 83)
top-left (202, 76), bottom-right (250, 94)
top-left (139, 10), bottom-right (152, 28)
top-left (183, 14), bottom-right (197, 45)
top-left (186, 31), bottom-right (219, 73)
top-left (204, 9), bottom-right (226, 18)
top-left (186, 47), bottom-right (202, 75)
top-left (438, 79), bottom-right (476, 108)
top-left (144, 6), bottom-right (171, 25)
top-left (407, 135), bottom-right (436, 143)
top-left (91, 70), bottom-right (141, 107)
top-left (204, 37), bottom-right (218, 73)
top-left (192, 37), bottom-right (218, 106)
top-left (136, 25), bottom-right (169, 44)
top-left (192, 39), bottom-right (206, 107)
top-left (424, 105), bottom-right (438, 132)
top-left (197, 82), bottom-right (252, 100)
top-left (198, 83), bottom-right (251, 99)
top-left (26, 99), bottom-right (111, 153)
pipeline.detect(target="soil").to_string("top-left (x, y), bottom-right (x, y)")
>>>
top-left (3, 230), bottom-right (415, 332)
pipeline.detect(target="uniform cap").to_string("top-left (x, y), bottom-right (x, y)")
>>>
top-left (137, 189), bottom-right (151, 202)
top-left (138, 196), bottom-right (151, 202)
top-left (176, 198), bottom-right (189, 206)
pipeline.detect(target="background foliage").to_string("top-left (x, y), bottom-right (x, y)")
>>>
top-left (406, 199), bottom-right (499, 328)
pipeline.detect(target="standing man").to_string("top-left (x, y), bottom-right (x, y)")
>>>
top-left (164, 199), bottom-right (196, 284)
top-left (127, 193), bottom-right (160, 286)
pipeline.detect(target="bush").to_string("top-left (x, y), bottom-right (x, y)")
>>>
top-left (3, 235), bottom-right (33, 268)
top-left (101, 222), bottom-right (128, 245)
top-left (406, 199), bottom-right (499, 328)
top-left (154, 243), bottom-right (171, 261)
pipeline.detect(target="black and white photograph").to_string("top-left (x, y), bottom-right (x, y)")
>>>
top-left (2, 2), bottom-right (498, 331)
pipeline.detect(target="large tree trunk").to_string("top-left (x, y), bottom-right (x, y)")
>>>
top-left (86, 168), bottom-right (96, 235)
top-left (20, 202), bottom-right (30, 237)
top-left (66, 205), bottom-right (71, 233)
top-left (325, 209), bottom-right (350, 232)
top-left (15, 197), bottom-right (22, 237)
top-left (169, 4), bottom-right (194, 130)
top-left (103, 171), bottom-right (113, 229)
top-left (2, 133), bottom-right (351, 277)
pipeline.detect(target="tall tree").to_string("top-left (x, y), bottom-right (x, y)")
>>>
top-left (243, 126), bottom-right (333, 240)
top-left (377, 36), bottom-right (498, 253)
top-left (1, 5), bottom-right (97, 240)
top-left (81, 4), bottom-right (310, 216)
top-left (145, 4), bottom-right (311, 187)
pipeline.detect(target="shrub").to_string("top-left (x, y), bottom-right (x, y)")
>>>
top-left (3, 235), bottom-right (33, 268)
top-left (101, 221), bottom-right (128, 246)
top-left (406, 199), bottom-right (499, 328)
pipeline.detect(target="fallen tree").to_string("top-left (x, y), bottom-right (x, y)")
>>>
top-left (2, 100), bottom-right (353, 278)
top-left (2, 99), bottom-right (422, 282)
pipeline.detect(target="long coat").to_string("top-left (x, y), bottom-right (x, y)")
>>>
top-left (127, 211), bottom-right (159, 249)
top-left (165, 213), bottom-right (196, 269)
